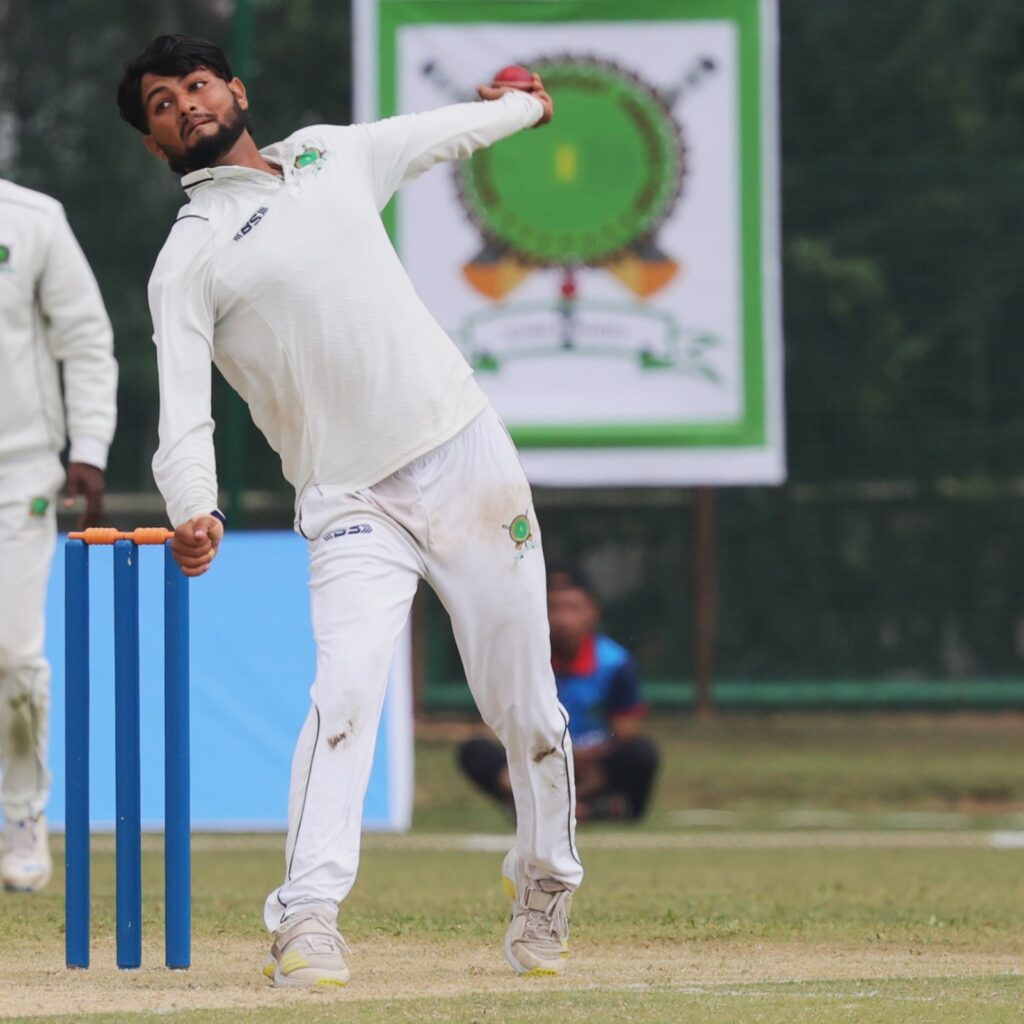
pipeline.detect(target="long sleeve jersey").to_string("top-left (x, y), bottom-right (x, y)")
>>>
top-left (149, 91), bottom-right (543, 527)
top-left (0, 179), bottom-right (117, 469)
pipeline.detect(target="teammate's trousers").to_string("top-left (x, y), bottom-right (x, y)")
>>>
top-left (264, 406), bottom-right (582, 930)
top-left (0, 454), bottom-right (62, 821)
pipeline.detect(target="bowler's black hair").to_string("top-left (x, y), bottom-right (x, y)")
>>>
top-left (117, 34), bottom-right (234, 133)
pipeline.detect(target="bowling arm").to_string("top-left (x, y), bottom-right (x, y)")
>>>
top-left (364, 90), bottom-right (544, 210)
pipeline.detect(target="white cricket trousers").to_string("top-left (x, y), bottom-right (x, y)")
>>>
top-left (0, 454), bottom-right (63, 821)
top-left (263, 406), bottom-right (582, 930)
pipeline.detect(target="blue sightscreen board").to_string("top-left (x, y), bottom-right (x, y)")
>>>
top-left (45, 532), bottom-right (395, 830)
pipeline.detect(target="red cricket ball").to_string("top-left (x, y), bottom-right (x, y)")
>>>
top-left (493, 65), bottom-right (533, 85)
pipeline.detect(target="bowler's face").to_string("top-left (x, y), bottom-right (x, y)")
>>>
top-left (140, 67), bottom-right (248, 169)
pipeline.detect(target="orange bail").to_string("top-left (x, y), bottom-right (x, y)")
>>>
top-left (68, 527), bottom-right (174, 546)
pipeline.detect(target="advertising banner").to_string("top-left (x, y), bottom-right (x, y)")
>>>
top-left (46, 534), bottom-right (413, 832)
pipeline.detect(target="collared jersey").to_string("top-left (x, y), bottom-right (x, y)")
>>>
top-left (0, 179), bottom-right (117, 469)
top-left (552, 633), bottom-right (647, 750)
top-left (149, 91), bottom-right (543, 527)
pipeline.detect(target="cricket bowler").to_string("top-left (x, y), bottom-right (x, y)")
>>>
top-left (117, 33), bottom-right (581, 986)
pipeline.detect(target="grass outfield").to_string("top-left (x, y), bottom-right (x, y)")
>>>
top-left (416, 712), bottom-right (1024, 832)
top-left (3, 714), bottom-right (1024, 1021)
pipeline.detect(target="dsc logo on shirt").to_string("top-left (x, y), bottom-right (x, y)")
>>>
top-left (324, 524), bottom-right (374, 541)
top-left (234, 207), bottom-right (269, 241)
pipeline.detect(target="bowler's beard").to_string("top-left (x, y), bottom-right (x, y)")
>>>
top-left (168, 100), bottom-right (251, 175)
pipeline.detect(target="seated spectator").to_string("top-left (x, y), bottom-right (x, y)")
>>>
top-left (458, 566), bottom-right (659, 822)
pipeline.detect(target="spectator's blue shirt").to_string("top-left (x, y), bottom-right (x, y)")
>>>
top-left (552, 633), bottom-right (645, 750)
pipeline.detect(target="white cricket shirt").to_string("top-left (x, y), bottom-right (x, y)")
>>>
top-left (149, 91), bottom-right (543, 527)
top-left (0, 179), bottom-right (117, 470)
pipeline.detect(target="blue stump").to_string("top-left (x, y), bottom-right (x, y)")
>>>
top-left (164, 541), bottom-right (191, 969)
top-left (64, 540), bottom-right (90, 969)
top-left (113, 540), bottom-right (142, 970)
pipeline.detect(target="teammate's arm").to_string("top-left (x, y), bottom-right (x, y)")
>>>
top-left (364, 76), bottom-right (551, 210)
top-left (148, 220), bottom-right (223, 576)
top-left (38, 204), bottom-right (118, 527)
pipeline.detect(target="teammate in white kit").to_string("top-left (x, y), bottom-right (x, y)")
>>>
top-left (118, 35), bottom-right (582, 985)
top-left (0, 179), bottom-right (118, 892)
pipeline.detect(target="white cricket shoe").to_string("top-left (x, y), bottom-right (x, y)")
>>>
top-left (502, 849), bottom-right (571, 976)
top-left (263, 912), bottom-right (350, 988)
top-left (1, 813), bottom-right (52, 893)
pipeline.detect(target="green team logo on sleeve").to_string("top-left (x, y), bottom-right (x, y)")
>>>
top-left (29, 496), bottom-right (49, 518)
top-left (0, 245), bottom-right (11, 268)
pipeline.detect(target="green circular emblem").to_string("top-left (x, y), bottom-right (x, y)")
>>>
top-left (294, 148), bottom-right (322, 169)
top-left (458, 56), bottom-right (685, 266)
top-left (509, 515), bottom-right (532, 544)
top-left (0, 245), bottom-right (10, 264)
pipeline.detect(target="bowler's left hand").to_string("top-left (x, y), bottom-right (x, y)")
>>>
top-left (477, 73), bottom-right (553, 126)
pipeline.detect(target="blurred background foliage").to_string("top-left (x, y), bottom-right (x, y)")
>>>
top-left (2, 0), bottom-right (1024, 689)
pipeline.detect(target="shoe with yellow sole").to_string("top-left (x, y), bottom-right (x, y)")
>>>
top-left (502, 849), bottom-right (571, 976)
top-left (263, 912), bottom-right (350, 988)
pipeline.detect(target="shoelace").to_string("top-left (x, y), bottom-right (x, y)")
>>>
top-left (523, 888), bottom-right (570, 945)
top-left (285, 916), bottom-right (351, 956)
top-left (300, 932), bottom-right (348, 955)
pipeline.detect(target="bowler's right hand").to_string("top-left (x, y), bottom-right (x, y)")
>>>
top-left (477, 73), bottom-right (553, 126)
top-left (172, 515), bottom-right (224, 577)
